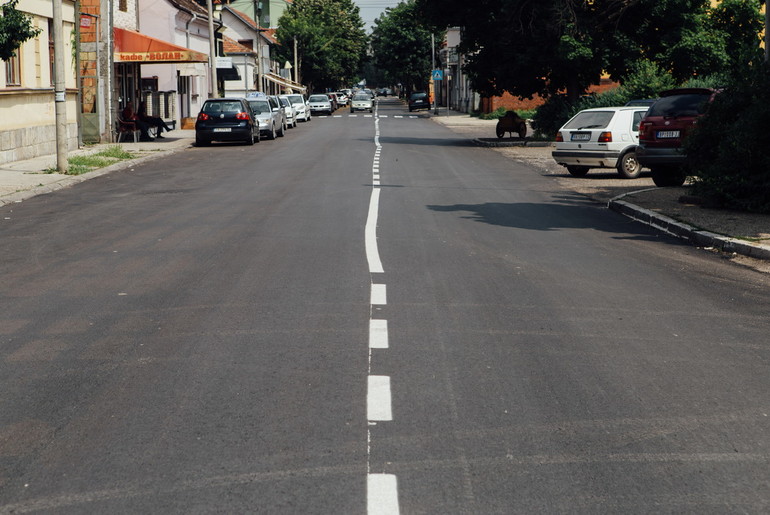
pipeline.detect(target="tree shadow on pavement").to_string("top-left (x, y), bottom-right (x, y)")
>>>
top-left (426, 198), bottom-right (673, 243)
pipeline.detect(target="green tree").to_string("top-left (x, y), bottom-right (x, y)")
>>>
top-left (274, 0), bottom-right (367, 92)
top-left (369, 2), bottom-right (434, 93)
top-left (0, 0), bottom-right (41, 61)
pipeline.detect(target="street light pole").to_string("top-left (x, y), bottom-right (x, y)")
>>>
top-left (53, 0), bottom-right (68, 173)
top-left (254, 0), bottom-right (263, 93)
top-left (206, 0), bottom-right (217, 97)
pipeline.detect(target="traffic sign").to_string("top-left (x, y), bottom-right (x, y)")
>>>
top-left (432, 69), bottom-right (443, 81)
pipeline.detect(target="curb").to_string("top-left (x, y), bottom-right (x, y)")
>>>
top-left (473, 138), bottom-right (554, 148)
top-left (608, 193), bottom-right (770, 261)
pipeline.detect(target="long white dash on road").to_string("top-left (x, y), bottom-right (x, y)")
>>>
top-left (371, 284), bottom-right (387, 305)
top-left (368, 474), bottom-right (400, 515)
top-left (369, 319), bottom-right (389, 349)
top-left (366, 189), bottom-right (384, 273)
top-left (367, 375), bottom-right (393, 421)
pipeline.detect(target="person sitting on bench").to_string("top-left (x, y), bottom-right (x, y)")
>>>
top-left (121, 101), bottom-right (154, 141)
top-left (138, 101), bottom-right (172, 138)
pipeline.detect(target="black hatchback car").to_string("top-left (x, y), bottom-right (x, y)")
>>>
top-left (195, 98), bottom-right (260, 146)
top-left (408, 91), bottom-right (430, 112)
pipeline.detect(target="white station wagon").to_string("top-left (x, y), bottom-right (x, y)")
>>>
top-left (551, 106), bottom-right (650, 179)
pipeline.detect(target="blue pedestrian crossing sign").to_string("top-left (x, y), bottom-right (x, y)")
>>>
top-left (432, 69), bottom-right (443, 81)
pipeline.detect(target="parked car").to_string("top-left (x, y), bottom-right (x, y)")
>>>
top-left (333, 91), bottom-right (349, 106)
top-left (636, 88), bottom-right (719, 187)
top-left (350, 92), bottom-right (373, 113)
top-left (246, 93), bottom-right (283, 140)
top-left (308, 94), bottom-right (333, 115)
top-left (278, 95), bottom-right (298, 128)
top-left (195, 97), bottom-right (259, 146)
top-left (287, 94), bottom-right (311, 122)
top-left (552, 106), bottom-right (650, 179)
top-left (408, 91), bottom-right (430, 112)
top-left (268, 95), bottom-right (287, 137)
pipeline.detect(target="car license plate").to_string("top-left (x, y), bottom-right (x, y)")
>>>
top-left (570, 133), bottom-right (591, 141)
top-left (656, 130), bottom-right (680, 139)
top-left (213, 128), bottom-right (231, 133)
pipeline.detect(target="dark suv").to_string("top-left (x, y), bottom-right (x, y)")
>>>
top-left (408, 91), bottom-right (430, 112)
top-left (636, 88), bottom-right (718, 187)
top-left (195, 98), bottom-right (259, 146)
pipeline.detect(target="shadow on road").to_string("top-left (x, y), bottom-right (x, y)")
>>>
top-left (427, 198), bottom-right (671, 242)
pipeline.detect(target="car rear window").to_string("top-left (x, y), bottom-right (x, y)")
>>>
top-left (563, 111), bottom-right (615, 130)
top-left (648, 93), bottom-right (711, 117)
top-left (411, 93), bottom-right (427, 100)
top-left (309, 95), bottom-right (328, 102)
top-left (353, 94), bottom-right (370, 100)
top-left (202, 101), bottom-right (243, 114)
top-left (288, 95), bottom-right (304, 104)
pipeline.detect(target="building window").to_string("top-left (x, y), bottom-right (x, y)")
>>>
top-left (5, 54), bottom-right (21, 86)
top-left (119, 0), bottom-right (127, 12)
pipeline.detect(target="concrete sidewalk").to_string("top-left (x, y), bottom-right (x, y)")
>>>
top-left (0, 129), bottom-right (195, 207)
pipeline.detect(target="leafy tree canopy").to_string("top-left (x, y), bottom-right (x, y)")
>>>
top-left (416, 0), bottom-right (760, 102)
top-left (370, 2), bottom-right (435, 93)
top-left (274, 0), bottom-right (368, 92)
top-left (0, 0), bottom-right (42, 61)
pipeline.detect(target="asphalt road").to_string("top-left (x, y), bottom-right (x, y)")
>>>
top-left (1, 97), bottom-right (769, 513)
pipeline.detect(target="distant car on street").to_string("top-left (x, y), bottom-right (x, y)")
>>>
top-left (308, 94), bottom-right (333, 115)
top-left (195, 97), bottom-right (259, 146)
top-left (408, 91), bottom-right (430, 112)
top-left (350, 92), bottom-right (373, 113)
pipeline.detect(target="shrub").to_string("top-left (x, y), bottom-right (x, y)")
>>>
top-left (684, 65), bottom-right (770, 213)
top-left (479, 107), bottom-right (508, 120)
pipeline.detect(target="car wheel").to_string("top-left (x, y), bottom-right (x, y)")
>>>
top-left (651, 166), bottom-right (687, 187)
top-left (278, 122), bottom-right (286, 137)
top-left (268, 124), bottom-right (276, 140)
top-left (566, 165), bottom-right (590, 177)
top-left (616, 150), bottom-right (642, 179)
top-left (195, 137), bottom-right (210, 147)
top-left (244, 130), bottom-right (255, 145)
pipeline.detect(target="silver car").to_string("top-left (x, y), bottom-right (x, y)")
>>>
top-left (308, 94), bottom-right (333, 115)
top-left (350, 93), bottom-right (373, 113)
top-left (247, 95), bottom-right (285, 140)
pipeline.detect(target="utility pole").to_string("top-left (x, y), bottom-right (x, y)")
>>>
top-left (431, 33), bottom-right (437, 116)
top-left (254, 0), bottom-right (262, 92)
top-left (53, 0), bottom-right (68, 173)
top-left (293, 36), bottom-right (299, 84)
top-left (207, 0), bottom-right (217, 97)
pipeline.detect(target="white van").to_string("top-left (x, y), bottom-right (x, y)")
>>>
top-left (551, 106), bottom-right (649, 179)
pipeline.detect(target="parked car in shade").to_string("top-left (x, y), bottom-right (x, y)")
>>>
top-left (552, 106), bottom-right (650, 179)
top-left (332, 92), bottom-right (349, 106)
top-left (247, 94), bottom-right (283, 140)
top-left (408, 91), bottom-right (430, 112)
top-left (308, 94), bottom-right (333, 115)
top-left (350, 92), bottom-right (374, 113)
top-left (278, 95), bottom-right (297, 128)
top-left (287, 94), bottom-right (311, 122)
top-left (195, 98), bottom-right (259, 146)
top-left (637, 88), bottom-right (719, 187)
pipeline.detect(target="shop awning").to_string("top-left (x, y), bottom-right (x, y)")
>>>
top-left (114, 27), bottom-right (208, 64)
top-left (263, 72), bottom-right (306, 92)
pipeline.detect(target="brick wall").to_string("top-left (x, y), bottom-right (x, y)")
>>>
top-left (481, 78), bottom-right (619, 114)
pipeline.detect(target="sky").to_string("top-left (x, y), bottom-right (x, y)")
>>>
top-left (354, 0), bottom-right (401, 32)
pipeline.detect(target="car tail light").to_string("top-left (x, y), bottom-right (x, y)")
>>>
top-left (555, 132), bottom-right (563, 142)
top-left (638, 122), bottom-right (651, 141)
top-left (236, 111), bottom-right (250, 120)
top-left (197, 112), bottom-right (210, 121)
top-left (598, 131), bottom-right (612, 143)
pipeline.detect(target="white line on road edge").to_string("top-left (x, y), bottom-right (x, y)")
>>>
top-left (368, 474), bottom-right (400, 515)
top-left (366, 189), bottom-right (384, 274)
top-left (367, 375), bottom-right (393, 421)
top-left (369, 319), bottom-right (388, 349)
